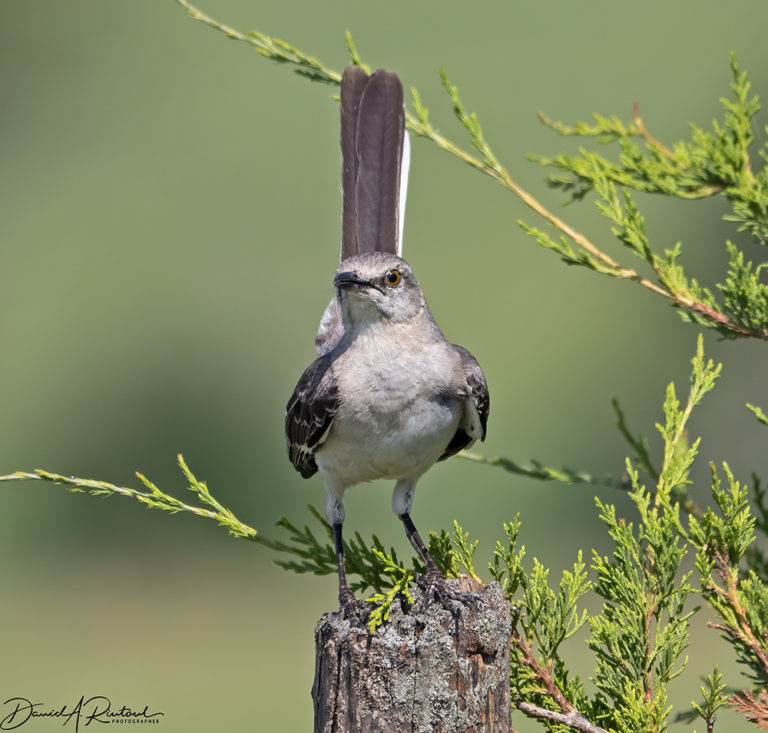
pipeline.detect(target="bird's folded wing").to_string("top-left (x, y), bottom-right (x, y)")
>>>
top-left (439, 346), bottom-right (490, 461)
top-left (285, 355), bottom-right (339, 478)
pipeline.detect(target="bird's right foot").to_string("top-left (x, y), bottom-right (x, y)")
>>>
top-left (420, 567), bottom-right (480, 618)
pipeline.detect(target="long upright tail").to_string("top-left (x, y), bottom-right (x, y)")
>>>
top-left (340, 66), bottom-right (409, 260)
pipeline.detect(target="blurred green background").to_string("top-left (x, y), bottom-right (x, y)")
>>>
top-left (2, 0), bottom-right (768, 730)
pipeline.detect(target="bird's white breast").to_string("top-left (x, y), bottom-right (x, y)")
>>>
top-left (315, 325), bottom-right (462, 491)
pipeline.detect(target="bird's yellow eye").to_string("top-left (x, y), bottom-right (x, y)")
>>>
top-left (385, 269), bottom-right (401, 287)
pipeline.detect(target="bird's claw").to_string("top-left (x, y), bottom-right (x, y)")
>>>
top-left (338, 588), bottom-right (369, 626)
top-left (419, 568), bottom-right (480, 619)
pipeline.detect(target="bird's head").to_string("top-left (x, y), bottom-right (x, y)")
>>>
top-left (334, 252), bottom-right (425, 325)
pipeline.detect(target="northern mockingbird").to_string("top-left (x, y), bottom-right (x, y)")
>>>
top-left (285, 66), bottom-right (489, 616)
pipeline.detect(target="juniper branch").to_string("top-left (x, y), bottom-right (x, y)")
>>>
top-left (656, 334), bottom-right (721, 513)
top-left (174, 0), bottom-right (340, 84)
top-left (747, 403), bottom-right (768, 425)
top-left (690, 461), bottom-right (768, 707)
top-left (730, 689), bottom-right (768, 728)
top-left (0, 455), bottom-right (258, 540)
top-left (513, 632), bottom-right (610, 733)
top-left (677, 666), bottom-right (730, 731)
top-left (707, 545), bottom-right (768, 676)
top-left (516, 701), bottom-right (610, 733)
top-left (460, 450), bottom-right (628, 489)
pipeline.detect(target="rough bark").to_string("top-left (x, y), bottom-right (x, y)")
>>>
top-left (312, 579), bottom-right (511, 732)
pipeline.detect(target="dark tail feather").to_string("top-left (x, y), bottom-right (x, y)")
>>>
top-left (340, 67), bottom-right (368, 259)
top-left (340, 67), bottom-right (405, 260)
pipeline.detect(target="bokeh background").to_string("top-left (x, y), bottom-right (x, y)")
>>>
top-left (2, 1), bottom-right (768, 730)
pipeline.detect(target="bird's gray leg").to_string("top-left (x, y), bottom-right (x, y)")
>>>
top-left (327, 492), bottom-right (359, 619)
top-left (399, 512), bottom-right (442, 578)
top-left (332, 522), bottom-right (357, 614)
top-left (394, 481), bottom-right (477, 613)
top-left (393, 480), bottom-right (442, 576)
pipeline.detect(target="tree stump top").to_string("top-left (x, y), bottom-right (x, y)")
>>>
top-left (312, 579), bottom-right (511, 732)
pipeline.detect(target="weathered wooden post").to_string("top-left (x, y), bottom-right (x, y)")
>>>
top-left (312, 579), bottom-right (511, 732)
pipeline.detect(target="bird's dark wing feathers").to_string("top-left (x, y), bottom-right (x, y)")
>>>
top-left (285, 354), bottom-right (338, 478)
top-left (439, 346), bottom-right (490, 461)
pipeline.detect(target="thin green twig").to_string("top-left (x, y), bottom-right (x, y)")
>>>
top-left (0, 455), bottom-right (259, 540)
top-left (459, 450), bottom-right (628, 490)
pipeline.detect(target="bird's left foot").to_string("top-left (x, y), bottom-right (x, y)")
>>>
top-left (338, 587), bottom-right (369, 626)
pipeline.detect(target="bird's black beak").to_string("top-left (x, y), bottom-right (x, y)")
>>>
top-left (334, 271), bottom-right (382, 292)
